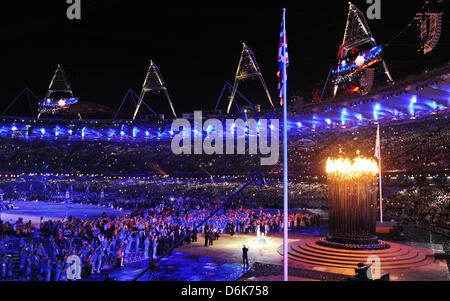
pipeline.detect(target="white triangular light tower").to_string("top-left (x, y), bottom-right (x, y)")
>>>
top-left (133, 60), bottom-right (177, 120)
top-left (342, 2), bottom-right (376, 50)
top-left (226, 43), bottom-right (274, 114)
top-left (332, 2), bottom-right (394, 97)
top-left (37, 64), bottom-right (77, 119)
top-left (45, 64), bottom-right (74, 99)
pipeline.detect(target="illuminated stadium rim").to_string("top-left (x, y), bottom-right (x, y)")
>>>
top-left (297, 67), bottom-right (450, 131)
top-left (1, 108), bottom-right (448, 141)
top-left (0, 68), bottom-right (449, 140)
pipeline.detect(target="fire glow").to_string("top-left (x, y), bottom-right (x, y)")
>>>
top-left (323, 155), bottom-right (383, 249)
top-left (326, 157), bottom-right (378, 178)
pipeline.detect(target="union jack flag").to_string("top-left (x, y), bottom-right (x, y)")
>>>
top-left (277, 9), bottom-right (289, 106)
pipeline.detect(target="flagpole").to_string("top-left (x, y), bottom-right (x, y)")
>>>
top-left (282, 7), bottom-right (289, 282)
top-left (378, 124), bottom-right (383, 223)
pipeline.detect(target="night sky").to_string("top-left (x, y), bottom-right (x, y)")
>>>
top-left (0, 0), bottom-right (448, 117)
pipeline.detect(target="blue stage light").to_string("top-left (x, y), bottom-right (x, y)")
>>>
top-left (409, 96), bottom-right (417, 115)
top-left (40, 128), bottom-right (45, 135)
top-left (325, 118), bottom-right (331, 125)
top-left (341, 108), bottom-right (347, 125)
top-left (373, 104), bottom-right (381, 121)
top-left (132, 127), bottom-right (138, 137)
top-left (373, 110), bottom-right (378, 121)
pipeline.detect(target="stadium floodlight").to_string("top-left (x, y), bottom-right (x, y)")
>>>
top-left (38, 65), bottom-right (78, 119)
top-left (133, 60), bottom-right (177, 120)
top-left (226, 43), bottom-right (274, 114)
top-left (327, 2), bottom-right (394, 98)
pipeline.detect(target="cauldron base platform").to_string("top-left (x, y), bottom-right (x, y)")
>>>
top-left (317, 236), bottom-right (389, 250)
top-left (279, 237), bottom-right (435, 270)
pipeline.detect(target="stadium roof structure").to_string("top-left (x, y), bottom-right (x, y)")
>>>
top-left (114, 89), bottom-right (157, 120)
top-left (215, 82), bottom-right (254, 114)
top-left (0, 65), bottom-right (447, 140)
top-left (0, 61), bottom-right (448, 141)
top-left (0, 87), bottom-right (39, 118)
top-left (294, 64), bottom-right (450, 131)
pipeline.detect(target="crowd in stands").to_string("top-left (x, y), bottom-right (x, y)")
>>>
top-left (287, 115), bottom-right (449, 176)
top-left (384, 186), bottom-right (450, 230)
top-left (0, 198), bottom-right (320, 281)
top-left (0, 115), bottom-right (448, 177)
top-left (0, 177), bottom-right (329, 210)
